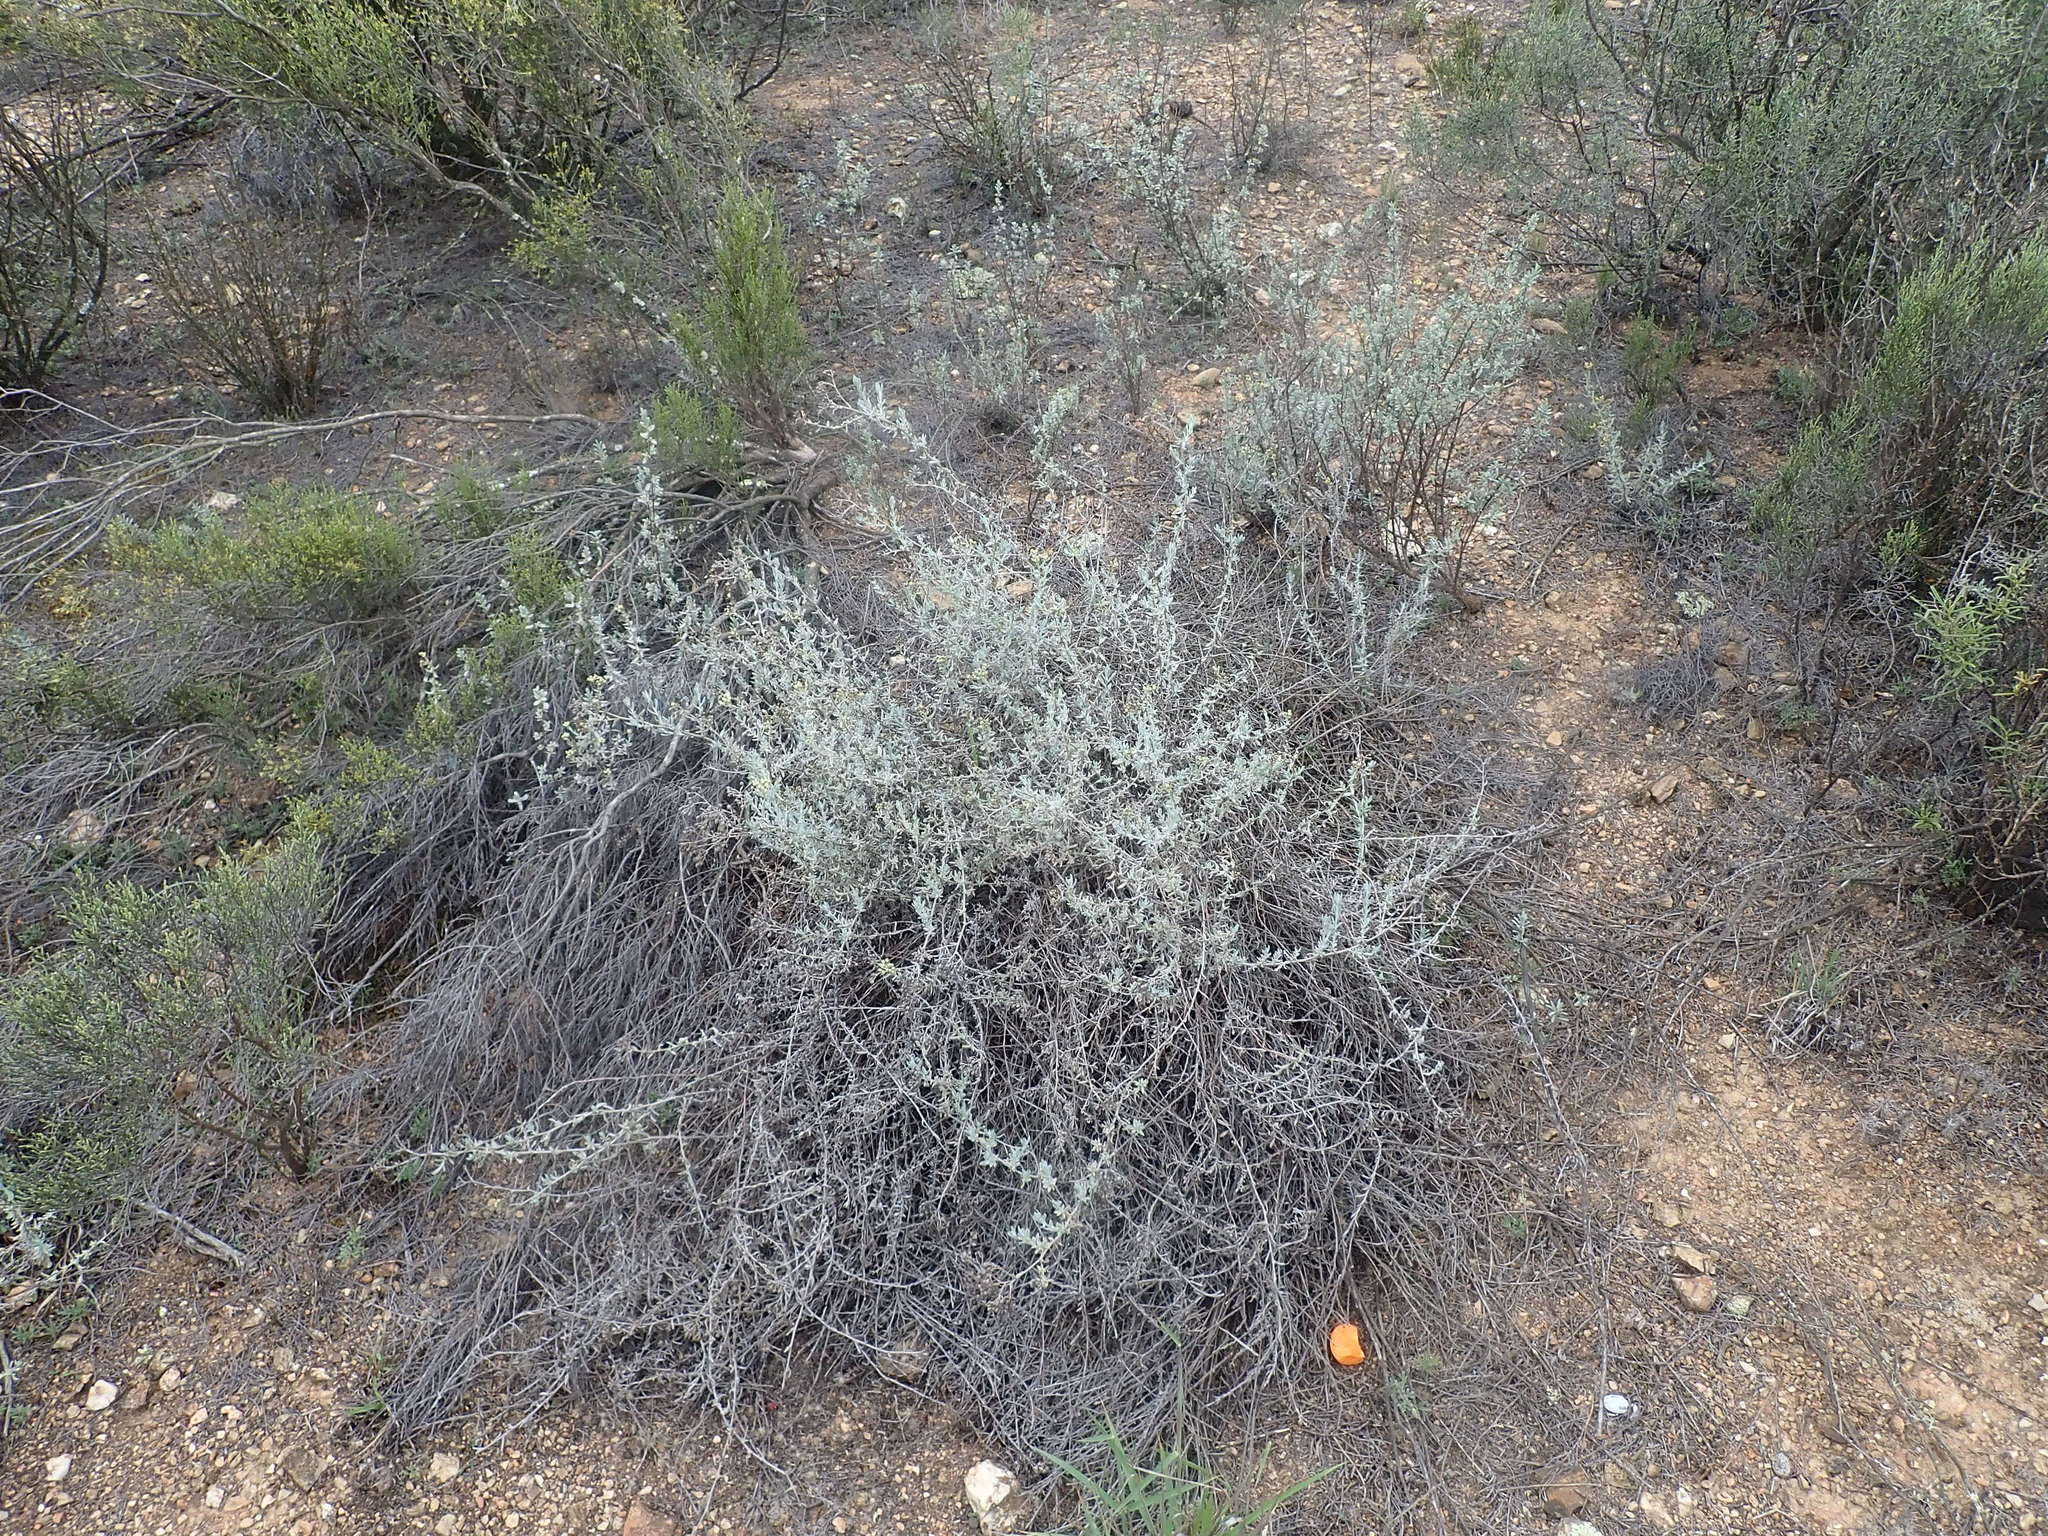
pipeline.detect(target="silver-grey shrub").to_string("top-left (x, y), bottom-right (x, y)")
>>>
top-left (370, 477), bottom-right (1515, 1457)
top-left (1212, 247), bottom-right (1531, 610)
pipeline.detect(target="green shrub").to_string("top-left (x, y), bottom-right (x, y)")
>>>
top-left (1914, 557), bottom-right (2048, 917)
top-left (508, 171), bottom-right (606, 286)
top-left (0, 839), bottom-right (335, 1242)
top-left (81, 486), bottom-right (428, 742)
top-left (1613, 315), bottom-right (1697, 442)
top-left (1756, 240), bottom-right (2048, 917)
top-left (1755, 240), bottom-right (2048, 577)
top-left (112, 484), bottom-right (422, 623)
top-left (501, 528), bottom-right (573, 617)
top-left (645, 383), bottom-right (741, 485)
top-left (1043, 1424), bottom-right (1329, 1536)
top-left (1772, 365), bottom-right (1818, 408)
top-left (1619, 317), bottom-right (1694, 407)
top-left (1919, 559), bottom-right (2038, 701)
top-left (427, 470), bottom-right (513, 539)
top-left (1210, 0), bottom-right (1272, 37)
top-left (1, 630), bottom-right (131, 735)
top-left (286, 735), bottom-right (430, 849)
top-left (176, 0), bottom-right (730, 197)
top-left (1432, 13), bottom-right (1489, 94)
top-left (1592, 403), bottom-right (1713, 551)
top-left (1422, 0), bottom-right (2045, 317)
top-left (1976, 677), bottom-right (2048, 918)
top-left (670, 180), bottom-right (809, 444)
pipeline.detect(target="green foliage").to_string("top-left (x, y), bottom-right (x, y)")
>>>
top-left (645, 383), bottom-right (741, 485)
top-left (1918, 557), bottom-right (2039, 701)
top-left (111, 484), bottom-right (421, 624)
top-left (1756, 240), bottom-right (2048, 575)
top-left (509, 171), bottom-right (605, 286)
top-left (1912, 555), bottom-right (2048, 910)
top-left (1041, 1424), bottom-right (1329, 1536)
top-left (1767, 942), bottom-right (1869, 1050)
top-left (1210, 0), bottom-right (1275, 37)
top-left (671, 180), bottom-right (809, 443)
top-left (0, 840), bottom-right (335, 1243)
top-left (66, 485), bottom-right (432, 747)
top-left (1619, 317), bottom-right (1694, 408)
top-left (156, 0), bottom-right (747, 322)
top-left (177, 0), bottom-right (731, 195)
top-left (287, 735), bottom-right (430, 848)
top-left (1, 630), bottom-right (130, 735)
top-left (427, 470), bottom-right (512, 539)
top-left (501, 528), bottom-right (573, 617)
top-left (1385, 1348), bottom-right (1443, 1420)
top-left (1772, 365), bottom-right (1818, 408)
top-left (1422, 0), bottom-right (2046, 316)
top-left (1432, 14), bottom-right (1489, 94)
top-left (1755, 240), bottom-right (2048, 916)
top-left (1591, 402), bottom-right (1714, 550)
top-left (1, 1118), bottom-right (140, 1232)
top-left (1978, 675), bottom-right (2048, 908)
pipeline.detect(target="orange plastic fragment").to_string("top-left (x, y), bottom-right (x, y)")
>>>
top-left (1328, 1322), bottom-right (1367, 1368)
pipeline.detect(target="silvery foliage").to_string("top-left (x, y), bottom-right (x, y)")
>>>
top-left (1592, 403), bottom-right (1713, 546)
top-left (928, 216), bottom-right (1078, 470)
top-left (1212, 241), bottom-right (1532, 602)
top-left (547, 527), bottom-right (1453, 974)
top-left (1099, 76), bottom-right (1252, 312)
top-left (386, 399), bottom-right (1507, 1457)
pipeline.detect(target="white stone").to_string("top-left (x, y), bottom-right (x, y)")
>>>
top-left (963, 1460), bottom-right (1020, 1534)
top-left (45, 1455), bottom-right (73, 1483)
top-left (83, 1379), bottom-right (119, 1412)
top-left (427, 1451), bottom-right (463, 1484)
